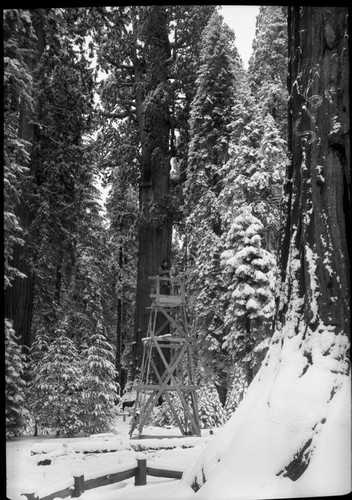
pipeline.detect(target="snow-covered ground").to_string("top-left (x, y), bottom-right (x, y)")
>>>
top-left (7, 374), bottom-right (351, 500)
top-left (6, 415), bottom-right (210, 500)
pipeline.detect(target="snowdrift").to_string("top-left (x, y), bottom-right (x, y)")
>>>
top-left (182, 322), bottom-right (351, 499)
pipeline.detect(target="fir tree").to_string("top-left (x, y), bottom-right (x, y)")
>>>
top-left (221, 207), bottom-right (276, 384)
top-left (81, 325), bottom-right (119, 433)
top-left (34, 329), bottom-right (83, 436)
top-left (220, 111), bottom-right (286, 253)
top-left (27, 327), bottom-right (50, 435)
top-left (5, 320), bottom-right (28, 437)
top-left (197, 385), bottom-right (227, 429)
top-left (184, 11), bottom-right (239, 399)
top-left (248, 6), bottom-right (288, 138)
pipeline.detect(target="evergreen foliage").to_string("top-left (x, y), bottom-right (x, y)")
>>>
top-left (27, 327), bottom-right (50, 433)
top-left (5, 320), bottom-right (28, 436)
top-left (80, 326), bottom-right (119, 433)
top-left (220, 111), bottom-right (286, 254)
top-left (248, 6), bottom-right (288, 137)
top-left (151, 385), bottom-right (226, 430)
top-left (197, 385), bottom-right (227, 428)
top-left (185, 11), bottom-right (239, 396)
top-left (4, 6), bottom-right (291, 437)
top-left (31, 329), bottom-right (83, 436)
top-left (3, 9), bottom-right (36, 288)
top-left (221, 207), bottom-right (276, 384)
top-left (224, 365), bottom-right (248, 418)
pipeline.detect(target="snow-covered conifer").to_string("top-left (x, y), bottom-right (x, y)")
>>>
top-left (184, 11), bottom-right (239, 395)
top-left (151, 385), bottom-right (226, 430)
top-left (197, 385), bottom-right (227, 429)
top-left (248, 6), bottom-right (288, 137)
top-left (224, 365), bottom-right (248, 419)
top-left (221, 207), bottom-right (276, 384)
top-left (27, 328), bottom-right (50, 434)
top-left (81, 324), bottom-right (119, 433)
top-left (34, 329), bottom-right (84, 436)
top-left (5, 319), bottom-right (28, 436)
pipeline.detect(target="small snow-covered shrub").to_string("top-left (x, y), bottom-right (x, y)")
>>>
top-left (150, 385), bottom-right (226, 430)
top-left (197, 385), bottom-right (227, 428)
top-left (150, 392), bottom-right (184, 428)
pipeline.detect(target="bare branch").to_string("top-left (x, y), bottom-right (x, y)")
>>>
top-left (102, 53), bottom-right (134, 71)
top-left (99, 110), bottom-right (131, 120)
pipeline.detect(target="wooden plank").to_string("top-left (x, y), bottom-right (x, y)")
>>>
top-left (138, 384), bottom-right (197, 391)
top-left (84, 467), bottom-right (137, 491)
top-left (146, 467), bottom-right (183, 479)
top-left (39, 486), bottom-right (73, 500)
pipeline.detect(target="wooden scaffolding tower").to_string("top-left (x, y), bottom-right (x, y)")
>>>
top-left (130, 275), bottom-right (201, 437)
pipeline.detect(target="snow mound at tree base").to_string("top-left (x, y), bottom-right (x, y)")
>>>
top-left (182, 325), bottom-right (351, 499)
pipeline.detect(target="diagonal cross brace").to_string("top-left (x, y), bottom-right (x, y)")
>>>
top-left (137, 340), bottom-right (198, 435)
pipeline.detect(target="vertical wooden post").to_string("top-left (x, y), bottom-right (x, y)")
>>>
top-left (156, 275), bottom-right (160, 297)
top-left (73, 474), bottom-right (85, 497)
top-left (135, 458), bottom-right (147, 486)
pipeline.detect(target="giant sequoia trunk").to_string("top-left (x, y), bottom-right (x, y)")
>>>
top-left (180, 7), bottom-right (350, 498)
top-left (4, 11), bottom-right (45, 348)
top-left (133, 7), bottom-right (172, 374)
top-left (281, 6), bottom-right (350, 334)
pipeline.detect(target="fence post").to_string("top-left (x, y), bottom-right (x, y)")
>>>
top-left (73, 474), bottom-right (85, 497)
top-left (135, 457), bottom-right (147, 486)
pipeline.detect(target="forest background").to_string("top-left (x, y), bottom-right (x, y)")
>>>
top-left (1, 4), bottom-right (333, 437)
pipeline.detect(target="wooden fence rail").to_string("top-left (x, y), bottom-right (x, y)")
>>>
top-left (22, 457), bottom-right (183, 500)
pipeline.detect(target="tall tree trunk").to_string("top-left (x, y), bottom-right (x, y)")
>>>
top-left (116, 246), bottom-right (123, 392)
top-left (133, 7), bottom-right (172, 375)
top-left (4, 10), bottom-right (45, 348)
top-left (282, 6), bottom-right (350, 336)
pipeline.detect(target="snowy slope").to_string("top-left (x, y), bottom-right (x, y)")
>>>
top-left (182, 322), bottom-right (351, 499)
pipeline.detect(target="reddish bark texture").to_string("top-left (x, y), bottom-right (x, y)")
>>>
top-left (5, 11), bottom-right (45, 348)
top-left (133, 7), bottom-right (172, 373)
top-left (282, 6), bottom-right (350, 337)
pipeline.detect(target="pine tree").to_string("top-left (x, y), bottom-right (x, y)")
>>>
top-left (5, 320), bottom-right (28, 437)
top-left (81, 325), bottom-right (119, 433)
